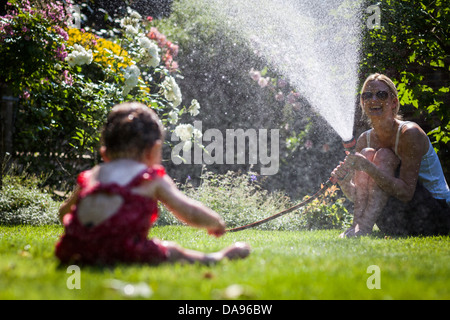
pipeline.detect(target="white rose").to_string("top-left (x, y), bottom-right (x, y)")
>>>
top-left (65, 44), bottom-right (93, 67)
top-left (127, 7), bottom-right (142, 20)
top-left (161, 76), bottom-right (182, 108)
top-left (193, 128), bottom-right (202, 139)
top-left (65, 55), bottom-right (77, 67)
top-left (122, 65), bottom-right (140, 96)
top-left (124, 65), bottom-right (140, 78)
top-left (124, 25), bottom-right (139, 35)
top-left (138, 36), bottom-right (153, 49)
top-left (168, 109), bottom-right (179, 125)
top-left (174, 124), bottom-right (194, 141)
top-left (188, 99), bottom-right (200, 116)
top-left (182, 140), bottom-right (192, 152)
top-left (140, 40), bottom-right (160, 68)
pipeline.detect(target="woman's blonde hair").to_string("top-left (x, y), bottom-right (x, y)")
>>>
top-left (360, 73), bottom-right (401, 119)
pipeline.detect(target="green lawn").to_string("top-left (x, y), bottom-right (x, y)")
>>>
top-left (0, 225), bottom-right (449, 300)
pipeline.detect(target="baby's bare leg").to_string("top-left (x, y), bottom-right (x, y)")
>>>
top-left (162, 241), bottom-right (250, 264)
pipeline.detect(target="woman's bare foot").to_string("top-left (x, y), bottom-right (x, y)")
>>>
top-left (339, 226), bottom-right (355, 238)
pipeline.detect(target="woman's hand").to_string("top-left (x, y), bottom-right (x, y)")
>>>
top-left (330, 155), bottom-right (356, 201)
top-left (344, 152), bottom-right (368, 172)
top-left (330, 161), bottom-right (351, 182)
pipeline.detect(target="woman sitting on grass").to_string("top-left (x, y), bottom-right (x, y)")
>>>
top-left (55, 102), bottom-right (250, 265)
top-left (331, 73), bottom-right (450, 237)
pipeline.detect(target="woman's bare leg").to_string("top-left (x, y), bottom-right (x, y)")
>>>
top-left (341, 148), bottom-right (399, 237)
top-left (353, 148), bottom-right (400, 235)
top-left (340, 149), bottom-right (375, 237)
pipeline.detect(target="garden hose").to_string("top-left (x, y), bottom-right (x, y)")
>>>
top-left (226, 137), bottom-right (355, 232)
top-left (226, 178), bottom-right (335, 232)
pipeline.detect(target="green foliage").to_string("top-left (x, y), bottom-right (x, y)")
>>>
top-left (299, 185), bottom-right (352, 230)
top-left (157, 170), bottom-right (294, 230)
top-left (0, 173), bottom-right (60, 226)
top-left (0, 0), bottom-right (69, 89)
top-left (360, 0), bottom-right (449, 157)
top-left (0, 164), bottom-right (349, 230)
top-left (1, 1), bottom-right (199, 187)
top-left (157, 169), bottom-right (352, 231)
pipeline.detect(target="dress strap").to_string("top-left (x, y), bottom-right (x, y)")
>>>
top-left (76, 165), bottom-right (166, 197)
top-left (126, 165), bottom-right (166, 188)
top-left (77, 170), bottom-right (92, 189)
top-left (394, 121), bottom-right (412, 157)
top-left (366, 129), bottom-right (372, 148)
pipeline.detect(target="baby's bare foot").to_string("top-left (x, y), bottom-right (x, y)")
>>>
top-left (222, 242), bottom-right (251, 260)
top-left (206, 242), bottom-right (251, 263)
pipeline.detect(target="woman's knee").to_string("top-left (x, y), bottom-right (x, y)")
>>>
top-left (360, 148), bottom-right (376, 162)
top-left (373, 148), bottom-right (400, 171)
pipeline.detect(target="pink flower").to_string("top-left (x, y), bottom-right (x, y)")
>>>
top-left (157, 34), bottom-right (166, 47)
top-left (62, 70), bottom-right (73, 85)
top-left (249, 68), bottom-right (260, 81)
top-left (55, 26), bottom-right (68, 41)
top-left (258, 77), bottom-right (269, 88)
top-left (167, 42), bottom-right (179, 57)
top-left (277, 78), bottom-right (287, 88)
top-left (287, 92), bottom-right (298, 104)
top-left (275, 91), bottom-right (284, 101)
top-left (148, 27), bottom-right (166, 47)
top-left (291, 102), bottom-right (301, 111)
top-left (304, 140), bottom-right (313, 149)
top-left (164, 54), bottom-right (179, 73)
top-left (166, 60), bottom-right (179, 73)
top-left (55, 44), bottom-right (67, 60)
top-left (21, 91), bottom-right (30, 99)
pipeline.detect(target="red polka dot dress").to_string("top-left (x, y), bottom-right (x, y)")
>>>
top-left (55, 165), bottom-right (168, 265)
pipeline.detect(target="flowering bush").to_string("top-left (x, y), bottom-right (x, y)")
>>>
top-left (299, 184), bottom-right (351, 230)
top-left (157, 169), bottom-right (350, 231)
top-left (66, 28), bottom-right (133, 70)
top-left (0, 0), bottom-right (201, 186)
top-left (156, 169), bottom-right (296, 230)
top-left (0, 0), bottom-right (71, 94)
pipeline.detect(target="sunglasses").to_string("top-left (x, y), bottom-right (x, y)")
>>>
top-left (361, 91), bottom-right (390, 101)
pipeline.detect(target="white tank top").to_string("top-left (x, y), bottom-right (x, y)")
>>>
top-left (366, 122), bottom-right (450, 204)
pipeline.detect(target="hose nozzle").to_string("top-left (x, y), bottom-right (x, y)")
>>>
top-left (342, 137), bottom-right (356, 152)
top-left (328, 137), bottom-right (356, 185)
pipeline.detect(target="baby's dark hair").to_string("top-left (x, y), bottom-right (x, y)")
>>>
top-left (101, 102), bottom-right (165, 160)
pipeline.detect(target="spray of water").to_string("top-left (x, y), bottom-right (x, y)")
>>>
top-left (201, 0), bottom-right (363, 142)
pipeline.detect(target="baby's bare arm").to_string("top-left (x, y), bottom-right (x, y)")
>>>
top-left (154, 175), bottom-right (226, 235)
top-left (58, 186), bottom-right (81, 223)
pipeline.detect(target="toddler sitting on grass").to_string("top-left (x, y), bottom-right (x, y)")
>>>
top-left (55, 102), bottom-right (250, 265)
